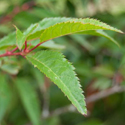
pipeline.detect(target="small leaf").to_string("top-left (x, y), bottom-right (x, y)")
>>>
top-left (26, 50), bottom-right (87, 115)
top-left (15, 78), bottom-right (41, 125)
top-left (15, 24), bottom-right (38, 49)
top-left (15, 26), bottom-right (26, 50)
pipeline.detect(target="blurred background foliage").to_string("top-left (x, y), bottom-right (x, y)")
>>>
top-left (0, 0), bottom-right (125, 125)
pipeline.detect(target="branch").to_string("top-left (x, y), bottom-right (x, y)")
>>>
top-left (0, 51), bottom-right (22, 57)
top-left (86, 85), bottom-right (125, 103)
top-left (28, 43), bottom-right (42, 52)
top-left (41, 77), bottom-right (50, 118)
top-left (47, 85), bottom-right (125, 118)
top-left (0, 46), bottom-right (24, 58)
top-left (49, 105), bottom-right (77, 117)
top-left (0, 40), bottom-right (48, 58)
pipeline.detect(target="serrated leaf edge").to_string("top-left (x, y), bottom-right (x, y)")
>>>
top-left (40, 21), bottom-right (123, 43)
top-left (26, 51), bottom-right (87, 115)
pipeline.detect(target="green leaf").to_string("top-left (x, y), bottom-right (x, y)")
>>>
top-left (0, 74), bottom-right (12, 122)
top-left (15, 24), bottom-right (38, 49)
top-left (26, 50), bottom-right (87, 115)
top-left (15, 78), bottom-right (41, 125)
top-left (27, 17), bottom-right (123, 42)
top-left (40, 18), bottom-right (123, 43)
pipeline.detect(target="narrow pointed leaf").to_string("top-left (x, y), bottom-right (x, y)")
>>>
top-left (0, 74), bottom-right (12, 122)
top-left (27, 18), bottom-right (123, 42)
top-left (15, 78), bottom-right (41, 125)
top-left (26, 50), bottom-right (87, 115)
top-left (40, 18), bottom-right (123, 43)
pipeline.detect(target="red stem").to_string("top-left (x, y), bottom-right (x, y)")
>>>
top-left (0, 52), bottom-right (23, 57)
top-left (28, 41), bottom-right (46, 52)
top-left (0, 41), bottom-right (47, 58)
top-left (24, 41), bottom-right (27, 52)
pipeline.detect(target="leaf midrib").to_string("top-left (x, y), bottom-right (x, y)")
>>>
top-left (40, 22), bottom-right (122, 43)
top-left (27, 55), bottom-right (84, 114)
